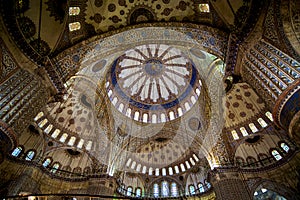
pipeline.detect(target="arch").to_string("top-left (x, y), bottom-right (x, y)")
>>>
top-left (258, 153), bottom-right (272, 166)
top-left (235, 156), bottom-right (245, 167)
top-left (246, 156), bottom-right (259, 168)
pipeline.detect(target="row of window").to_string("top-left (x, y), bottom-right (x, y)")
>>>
top-left (188, 180), bottom-right (211, 196)
top-left (236, 142), bottom-right (290, 167)
top-left (11, 146), bottom-right (61, 173)
top-left (106, 80), bottom-right (202, 123)
top-left (119, 180), bottom-right (211, 198)
top-left (126, 154), bottom-right (199, 175)
top-left (34, 112), bottom-right (93, 150)
top-left (68, 7), bottom-right (81, 32)
top-left (231, 111), bottom-right (273, 140)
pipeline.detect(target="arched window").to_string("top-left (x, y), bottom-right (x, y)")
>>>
top-left (127, 186), bottom-right (133, 196)
top-left (51, 163), bottom-right (60, 173)
top-left (174, 165), bottom-right (179, 174)
top-left (169, 111), bottom-right (175, 120)
top-left (126, 158), bottom-right (132, 167)
top-left (155, 168), bottom-right (160, 176)
top-left (246, 156), bottom-right (258, 167)
top-left (143, 113), bottom-right (148, 123)
top-left (258, 154), bottom-right (271, 166)
top-left (118, 103), bottom-right (124, 112)
top-left (231, 130), bottom-right (239, 140)
top-left (69, 7), bottom-right (80, 16)
top-left (235, 157), bottom-right (245, 166)
top-left (42, 158), bottom-right (52, 167)
top-left (136, 187), bottom-right (141, 197)
top-left (44, 124), bottom-right (53, 134)
top-left (240, 127), bottom-right (248, 136)
top-left (280, 142), bottom-right (290, 153)
top-left (189, 185), bottom-right (196, 195)
top-left (152, 114), bottom-right (157, 123)
top-left (162, 168), bottom-right (166, 176)
top-left (153, 183), bottom-right (159, 197)
top-left (148, 167), bottom-right (153, 175)
top-left (180, 163), bottom-right (186, 172)
top-left (271, 150), bottom-right (282, 160)
top-left (34, 112), bottom-right (44, 121)
top-left (69, 22), bottom-right (81, 32)
top-left (257, 118), bottom-right (268, 128)
top-left (249, 123), bottom-right (258, 133)
top-left (11, 146), bottom-right (23, 157)
top-left (134, 111), bottom-right (140, 121)
top-left (204, 180), bottom-right (211, 189)
top-left (142, 166), bottom-right (147, 174)
top-left (265, 111), bottom-right (274, 121)
top-left (185, 161), bottom-right (191, 169)
top-left (59, 133), bottom-right (68, 143)
top-left (168, 167), bottom-right (173, 175)
top-left (51, 129), bottom-right (60, 138)
top-left (171, 182), bottom-right (178, 197)
top-left (25, 150), bottom-right (35, 161)
top-left (198, 183), bottom-right (205, 193)
top-left (161, 181), bottom-right (169, 197)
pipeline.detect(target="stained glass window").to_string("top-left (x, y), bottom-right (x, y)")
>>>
top-left (205, 180), bottom-right (211, 189)
top-left (69, 22), bottom-right (81, 32)
top-left (280, 143), bottom-right (289, 153)
top-left (271, 150), bottom-right (282, 160)
top-left (189, 185), bottom-right (196, 195)
top-left (153, 183), bottom-right (159, 197)
top-left (69, 7), bottom-right (80, 16)
top-left (161, 181), bottom-right (169, 197)
top-left (11, 146), bottom-right (23, 157)
top-left (198, 183), bottom-right (204, 193)
top-left (51, 163), bottom-right (60, 173)
top-left (136, 188), bottom-right (141, 197)
top-left (199, 4), bottom-right (210, 12)
top-left (127, 187), bottom-right (132, 196)
top-left (42, 158), bottom-right (52, 167)
top-left (171, 182), bottom-right (178, 197)
top-left (25, 150), bottom-right (35, 161)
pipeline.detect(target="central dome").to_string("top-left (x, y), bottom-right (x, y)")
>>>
top-left (106, 44), bottom-right (202, 123)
